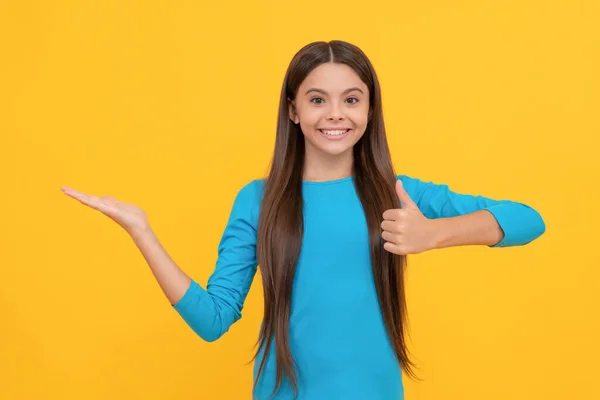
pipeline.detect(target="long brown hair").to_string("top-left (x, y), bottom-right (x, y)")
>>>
top-left (252, 40), bottom-right (421, 399)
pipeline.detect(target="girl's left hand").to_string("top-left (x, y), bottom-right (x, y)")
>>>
top-left (381, 180), bottom-right (438, 255)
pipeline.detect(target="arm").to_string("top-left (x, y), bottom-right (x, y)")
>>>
top-left (130, 228), bottom-right (192, 306)
top-left (61, 179), bottom-right (261, 342)
top-left (430, 209), bottom-right (504, 248)
top-left (398, 175), bottom-right (546, 248)
top-left (151, 180), bottom-right (261, 342)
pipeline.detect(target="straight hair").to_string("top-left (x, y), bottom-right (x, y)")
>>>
top-left (252, 40), bottom-right (421, 399)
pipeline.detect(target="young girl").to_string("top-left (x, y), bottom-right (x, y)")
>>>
top-left (61, 40), bottom-right (545, 400)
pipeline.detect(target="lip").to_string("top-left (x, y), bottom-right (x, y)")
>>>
top-left (318, 128), bottom-right (352, 140)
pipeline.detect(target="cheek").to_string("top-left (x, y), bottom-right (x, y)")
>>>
top-left (350, 111), bottom-right (370, 141)
top-left (298, 110), bottom-right (323, 131)
top-left (356, 105), bottom-right (371, 125)
top-left (350, 107), bottom-right (370, 129)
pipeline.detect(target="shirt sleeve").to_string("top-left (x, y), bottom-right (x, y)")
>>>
top-left (397, 175), bottom-right (545, 248)
top-left (172, 180), bottom-right (262, 341)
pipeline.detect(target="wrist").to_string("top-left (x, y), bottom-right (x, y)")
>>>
top-left (428, 218), bottom-right (449, 250)
top-left (129, 224), bottom-right (154, 242)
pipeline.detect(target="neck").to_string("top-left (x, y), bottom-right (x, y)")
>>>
top-left (302, 148), bottom-right (354, 182)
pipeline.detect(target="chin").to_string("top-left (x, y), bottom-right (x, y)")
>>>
top-left (303, 128), bottom-right (363, 157)
top-left (314, 143), bottom-right (355, 157)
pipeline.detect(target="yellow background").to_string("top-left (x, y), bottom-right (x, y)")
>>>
top-left (1, 1), bottom-right (598, 399)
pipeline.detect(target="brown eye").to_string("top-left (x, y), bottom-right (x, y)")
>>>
top-left (310, 97), bottom-right (324, 104)
top-left (346, 97), bottom-right (359, 104)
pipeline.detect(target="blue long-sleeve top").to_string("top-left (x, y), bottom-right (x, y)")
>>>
top-left (173, 175), bottom-right (545, 399)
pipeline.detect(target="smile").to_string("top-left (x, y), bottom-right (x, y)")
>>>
top-left (319, 129), bottom-right (352, 140)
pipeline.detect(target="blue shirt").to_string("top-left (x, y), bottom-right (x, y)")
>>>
top-left (173, 175), bottom-right (545, 399)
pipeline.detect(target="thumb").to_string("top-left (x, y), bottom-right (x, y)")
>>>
top-left (396, 180), bottom-right (418, 210)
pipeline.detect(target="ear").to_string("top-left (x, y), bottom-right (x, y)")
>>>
top-left (288, 98), bottom-right (300, 124)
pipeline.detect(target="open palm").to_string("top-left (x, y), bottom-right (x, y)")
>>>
top-left (61, 186), bottom-right (149, 235)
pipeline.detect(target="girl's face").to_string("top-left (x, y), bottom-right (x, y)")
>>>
top-left (289, 62), bottom-right (370, 158)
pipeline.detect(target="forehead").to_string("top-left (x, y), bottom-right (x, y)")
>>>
top-left (299, 62), bottom-right (368, 93)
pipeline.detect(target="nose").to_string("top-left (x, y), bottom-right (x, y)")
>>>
top-left (327, 102), bottom-right (345, 120)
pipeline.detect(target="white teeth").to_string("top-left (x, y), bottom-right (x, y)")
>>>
top-left (321, 129), bottom-right (349, 136)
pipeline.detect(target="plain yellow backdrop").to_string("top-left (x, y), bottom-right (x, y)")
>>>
top-left (1, 1), bottom-right (598, 399)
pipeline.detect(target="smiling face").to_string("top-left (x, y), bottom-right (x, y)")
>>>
top-left (289, 62), bottom-right (370, 161)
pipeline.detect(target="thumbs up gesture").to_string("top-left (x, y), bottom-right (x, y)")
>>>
top-left (381, 180), bottom-right (437, 255)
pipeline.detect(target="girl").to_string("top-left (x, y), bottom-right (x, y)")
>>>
top-left (61, 40), bottom-right (545, 400)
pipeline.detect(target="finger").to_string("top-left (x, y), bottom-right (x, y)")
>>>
top-left (100, 195), bottom-right (119, 206)
top-left (381, 230), bottom-right (398, 243)
top-left (383, 241), bottom-right (406, 255)
top-left (380, 220), bottom-right (399, 233)
top-left (382, 208), bottom-right (401, 221)
top-left (61, 187), bottom-right (91, 203)
top-left (396, 180), bottom-right (418, 210)
top-left (62, 187), bottom-right (109, 213)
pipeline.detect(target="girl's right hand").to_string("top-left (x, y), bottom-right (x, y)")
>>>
top-left (60, 186), bottom-right (150, 235)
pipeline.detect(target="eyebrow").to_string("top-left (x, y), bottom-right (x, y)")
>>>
top-left (304, 87), bottom-right (364, 96)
